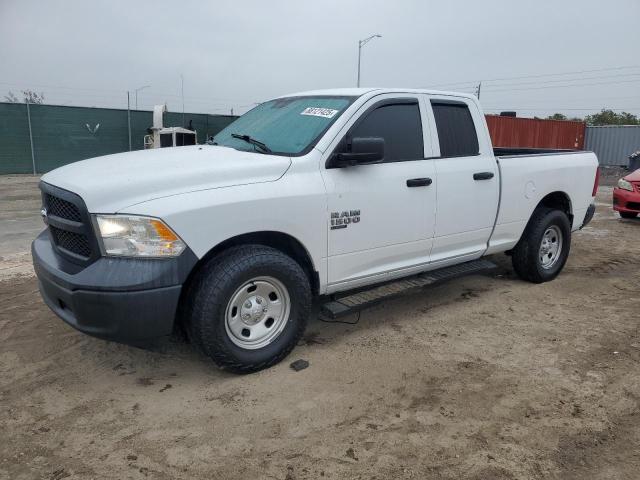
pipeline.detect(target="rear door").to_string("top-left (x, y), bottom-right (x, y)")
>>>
top-left (321, 94), bottom-right (437, 290)
top-left (425, 97), bottom-right (499, 264)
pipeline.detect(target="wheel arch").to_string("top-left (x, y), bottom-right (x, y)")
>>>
top-left (505, 191), bottom-right (574, 256)
top-left (536, 191), bottom-right (573, 223)
top-left (185, 231), bottom-right (319, 296)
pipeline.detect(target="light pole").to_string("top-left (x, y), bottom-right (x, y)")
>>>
top-left (180, 74), bottom-right (185, 127)
top-left (357, 34), bottom-right (382, 87)
top-left (134, 85), bottom-right (150, 110)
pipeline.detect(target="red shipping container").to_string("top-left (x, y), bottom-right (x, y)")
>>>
top-left (485, 115), bottom-right (586, 150)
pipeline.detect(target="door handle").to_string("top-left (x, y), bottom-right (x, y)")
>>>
top-left (406, 178), bottom-right (433, 187)
top-left (473, 172), bottom-right (494, 180)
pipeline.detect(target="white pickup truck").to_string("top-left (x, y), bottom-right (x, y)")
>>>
top-left (33, 88), bottom-right (599, 372)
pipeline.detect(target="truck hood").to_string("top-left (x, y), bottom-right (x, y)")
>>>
top-left (41, 145), bottom-right (292, 212)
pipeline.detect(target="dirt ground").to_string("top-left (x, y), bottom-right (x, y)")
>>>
top-left (1, 173), bottom-right (639, 480)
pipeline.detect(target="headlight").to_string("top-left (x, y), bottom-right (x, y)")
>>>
top-left (94, 215), bottom-right (186, 257)
top-left (618, 178), bottom-right (634, 191)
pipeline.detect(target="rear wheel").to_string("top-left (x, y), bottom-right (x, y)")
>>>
top-left (620, 211), bottom-right (637, 219)
top-left (183, 245), bottom-right (311, 373)
top-left (512, 208), bottom-right (571, 283)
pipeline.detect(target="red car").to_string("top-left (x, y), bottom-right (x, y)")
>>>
top-left (613, 168), bottom-right (640, 219)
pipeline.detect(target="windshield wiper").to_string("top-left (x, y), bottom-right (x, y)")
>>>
top-left (231, 133), bottom-right (272, 153)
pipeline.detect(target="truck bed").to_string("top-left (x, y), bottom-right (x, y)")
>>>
top-left (486, 149), bottom-right (599, 257)
top-left (494, 147), bottom-right (579, 157)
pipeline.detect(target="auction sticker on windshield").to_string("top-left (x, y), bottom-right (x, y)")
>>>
top-left (301, 107), bottom-right (339, 118)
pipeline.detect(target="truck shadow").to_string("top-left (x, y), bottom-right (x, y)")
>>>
top-left (118, 254), bottom-right (515, 378)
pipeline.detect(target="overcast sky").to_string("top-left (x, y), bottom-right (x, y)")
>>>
top-left (1, 0), bottom-right (639, 117)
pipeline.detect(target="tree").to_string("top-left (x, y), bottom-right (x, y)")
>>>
top-left (3, 90), bottom-right (45, 104)
top-left (546, 113), bottom-right (568, 121)
top-left (545, 113), bottom-right (583, 122)
top-left (584, 109), bottom-right (639, 126)
top-left (4, 91), bottom-right (19, 103)
top-left (22, 90), bottom-right (45, 104)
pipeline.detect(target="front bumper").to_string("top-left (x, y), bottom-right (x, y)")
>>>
top-left (32, 230), bottom-right (198, 343)
top-left (613, 187), bottom-right (640, 214)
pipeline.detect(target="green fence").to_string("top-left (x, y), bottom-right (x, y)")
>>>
top-left (0, 102), bottom-right (237, 174)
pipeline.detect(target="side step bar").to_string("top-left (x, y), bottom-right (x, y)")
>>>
top-left (320, 259), bottom-right (497, 319)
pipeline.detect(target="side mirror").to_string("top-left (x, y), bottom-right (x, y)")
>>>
top-left (329, 137), bottom-right (384, 168)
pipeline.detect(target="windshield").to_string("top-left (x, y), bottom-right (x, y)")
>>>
top-left (212, 96), bottom-right (356, 155)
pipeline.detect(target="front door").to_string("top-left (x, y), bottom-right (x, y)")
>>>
top-left (321, 95), bottom-right (437, 291)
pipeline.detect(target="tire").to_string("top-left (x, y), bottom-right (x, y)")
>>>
top-left (512, 208), bottom-right (571, 284)
top-left (182, 245), bottom-right (311, 373)
top-left (620, 211), bottom-right (637, 219)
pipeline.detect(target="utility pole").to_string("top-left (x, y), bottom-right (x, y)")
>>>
top-left (475, 81), bottom-right (482, 99)
top-left (180, 74), bottom-right (185, 127)
top-left (127, 91), bottom-right (132, 151)
top-left (357, 34), bottom-right (382, 87)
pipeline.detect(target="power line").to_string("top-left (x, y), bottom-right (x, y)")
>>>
top-left (1, 88), bottom-right (256, 114)
top-left (482, 95), bottom-right (640, 104)
top-left (483, 78), bottom-right (640, 93)
top-left (484, 107), bottom-right (640, 111)
top-left (481, 64), bottom-right (640, 83)
top-left (481, 72), bottom-right (640, 89)
top-left (0, 81), bottom-right (127, 93)
top-left (425, 64), bottom-right (640, 89)
top-left (0, 80), bottom-right (260, 104)
top-left (13, 99), bottom-right (239, 115)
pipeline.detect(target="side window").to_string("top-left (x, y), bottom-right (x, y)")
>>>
top-left (431, 101), bottom-right (479, 157)
top-left (349, 102), bottom-right (423, 162)
top-left (160, 133), bottom-right (173, 148)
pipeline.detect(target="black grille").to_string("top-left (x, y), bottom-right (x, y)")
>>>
top-left (50, 225), bottom-right (92, 258)
top-left (626, 202), bottom-right (640, 211)
top-left (45, 193), bottom-right (82, 222)
top-left (41, 183), bottom-right (96, 264)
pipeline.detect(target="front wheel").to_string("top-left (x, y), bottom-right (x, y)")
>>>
top-left (512, 208), bottom-right (571, 283)
top-left (620, 211), bottom-right (638, 219)
top-left (182, 245), bottom-right (311, 373)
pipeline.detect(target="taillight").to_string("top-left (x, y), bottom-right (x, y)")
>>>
top-left (592, 166), bottom-right (600, 197)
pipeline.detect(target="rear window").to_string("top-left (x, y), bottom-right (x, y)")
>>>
top-left (431, 101), bottom-right (479, 157)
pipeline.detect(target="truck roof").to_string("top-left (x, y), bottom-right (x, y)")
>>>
top-left (159, 127), bottom-right (196, 134)
top-left (279, 87), bottom-right (477, 101)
